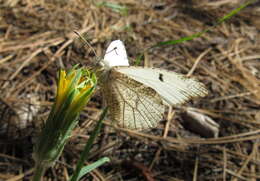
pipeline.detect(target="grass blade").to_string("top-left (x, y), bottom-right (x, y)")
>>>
top-left (70, 107), bottom-right (108, 181)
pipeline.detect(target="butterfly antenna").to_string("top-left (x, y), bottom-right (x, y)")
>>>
top-left (73, 30), bottom-right (105, 72)
top-left (73, 30), bottom-right (98, 58)
top-left (106, 47), bottom-right (118, 55)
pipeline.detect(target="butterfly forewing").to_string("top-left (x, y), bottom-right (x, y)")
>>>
top-left (103, 69), bottom-right (165, 130)
top-left (115, 67), bottom-right (208, 105)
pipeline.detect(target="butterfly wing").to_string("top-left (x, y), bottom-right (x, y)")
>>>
top-left (102, 40), bottom-right (129, 68)
top-left (114, 66), bottom-right (208, 105)
top-left (101, 40), bottom-right (207, 129)
top-left (103, 69), bottom-right (165, 130)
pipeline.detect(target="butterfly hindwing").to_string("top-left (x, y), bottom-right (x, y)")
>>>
top-left (114, 66), bottom-right (208, 105)
top-left (103, 69), bottom-right (165, 130)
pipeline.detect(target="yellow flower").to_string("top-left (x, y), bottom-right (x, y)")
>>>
top-left (33, 66), bottom-right (97, 169)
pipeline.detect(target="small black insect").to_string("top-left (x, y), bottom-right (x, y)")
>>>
top-left (159, 73), bottom-right (164, 82)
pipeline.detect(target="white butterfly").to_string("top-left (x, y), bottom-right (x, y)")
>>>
top-left (101, 40), bottom-right (208, 130)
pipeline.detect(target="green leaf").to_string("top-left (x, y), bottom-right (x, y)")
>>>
top-left (134, 54), bottom-right (144, 66)
top-left (70, 107), bottom-right (108, 181)
top-left (217, 0), bottom-right (256, 24)
top-left (77, 157), bottom-right (110, 180)
top-left (97, 2), bottom-right (128, 15)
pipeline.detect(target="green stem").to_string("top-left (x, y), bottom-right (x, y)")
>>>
top-left (70, 107), bottom-right (107, 181)
top-left (32, 164), bottom-right (46, 181)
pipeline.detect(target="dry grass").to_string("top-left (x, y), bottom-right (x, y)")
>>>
top-left (0, 0), bottom-right (259, 180)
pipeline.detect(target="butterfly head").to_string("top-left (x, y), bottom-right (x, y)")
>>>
top-left (101, 40), bottom-right (130, 69)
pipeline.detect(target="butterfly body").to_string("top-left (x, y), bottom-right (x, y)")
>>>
top-left (101, 40), bottom-right (208, 130)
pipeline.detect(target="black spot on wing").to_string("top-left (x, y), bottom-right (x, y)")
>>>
top-left (159, 73), bottom-right (164, 82)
